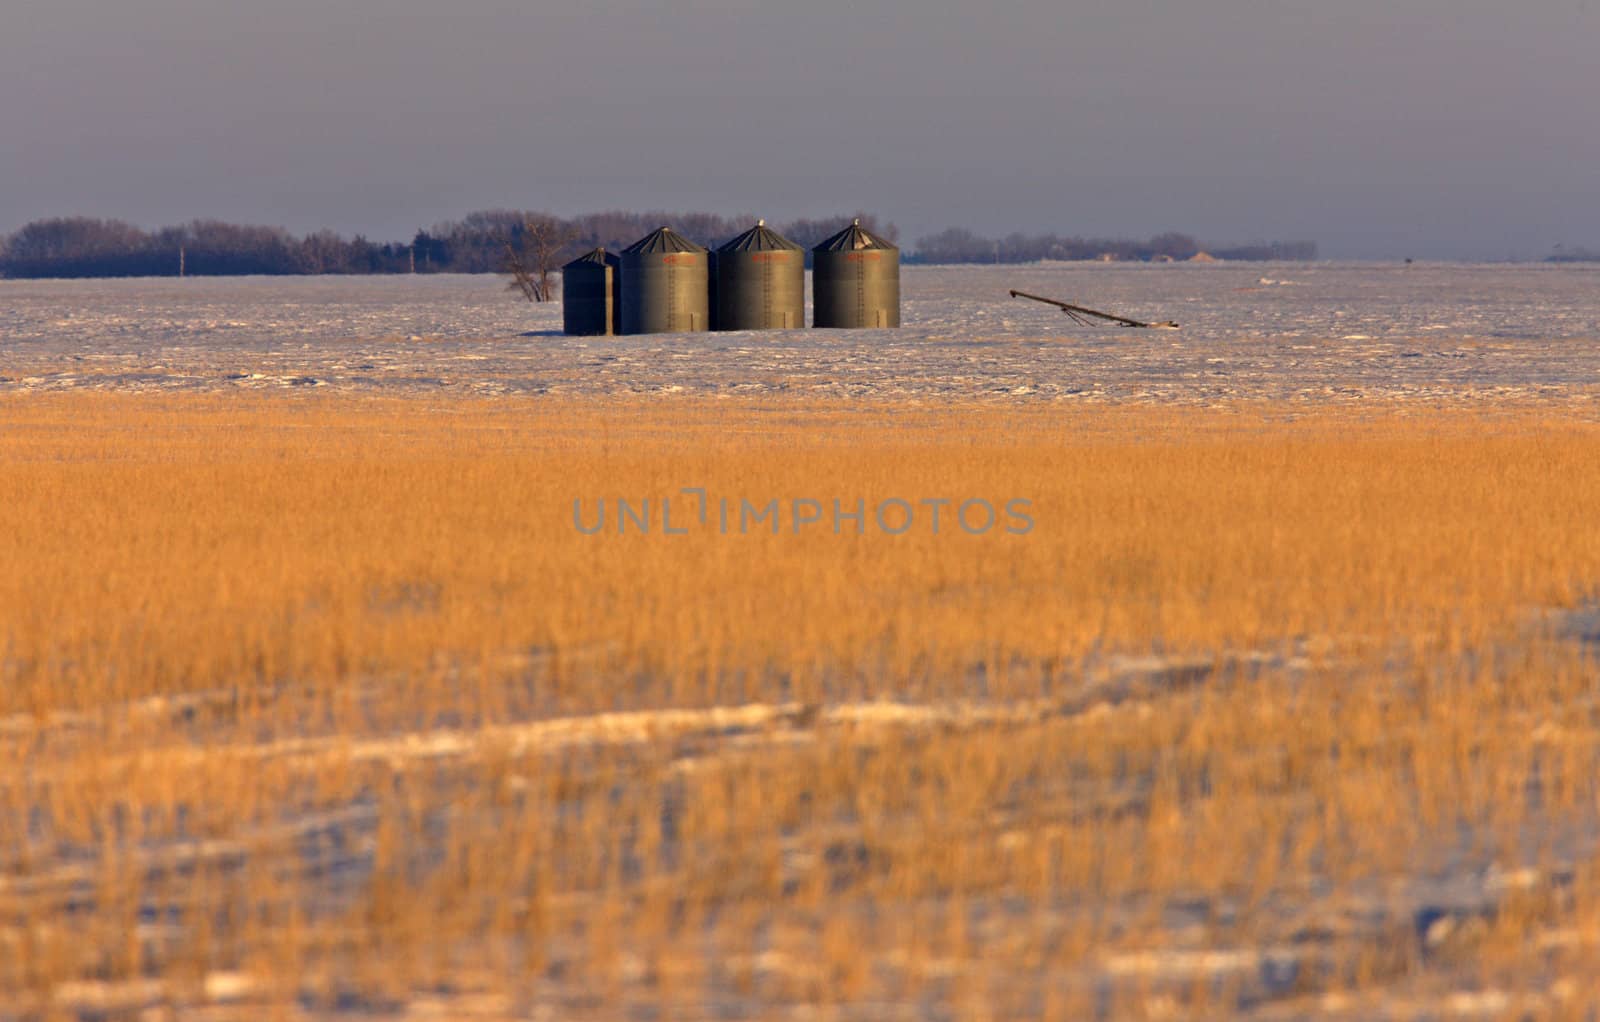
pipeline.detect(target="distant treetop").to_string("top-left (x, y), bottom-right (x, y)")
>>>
top-left (0, 209), bottom-right (1314, 278)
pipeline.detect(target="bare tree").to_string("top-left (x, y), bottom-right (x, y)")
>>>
top-left (503, 214), bottom-right (578, 302)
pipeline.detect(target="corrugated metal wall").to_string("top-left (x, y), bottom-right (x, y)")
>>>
top-left (812, 221), bottom-right (901, 329)
top-left (561, 248), bottom-right (620, 336)
top-left (619, 227), bottom-right (710, 335)
top-left (714, 222), bottom-right (804, 331)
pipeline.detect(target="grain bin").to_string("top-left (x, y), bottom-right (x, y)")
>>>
top-left (561, 248), bottom-right (620, 336)
top-left (713, 220), bottom-right (805, 331)
top-left (812, 219), bottom-right (900, 329)
top-left (619, 227), bottom-right (710, 335)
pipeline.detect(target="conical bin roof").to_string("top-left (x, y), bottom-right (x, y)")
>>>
top-left (623, 227), bottom-right (707, 255)
top-left (718, 222), bottom-right (803, 254)
top-left (814, 220), bottom-right (898, 253)
top-left (564, 247), bottom-right (618, 269)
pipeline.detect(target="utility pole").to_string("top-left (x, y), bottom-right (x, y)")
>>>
top-left (178, 245), bottom-right (185, 278)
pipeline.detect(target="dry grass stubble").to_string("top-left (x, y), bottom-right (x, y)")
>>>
top-left (3, 394), bottom-right (1600, 1018)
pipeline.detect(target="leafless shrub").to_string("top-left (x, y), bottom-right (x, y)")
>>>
top-left (504, 214), bottom-right (578, 303)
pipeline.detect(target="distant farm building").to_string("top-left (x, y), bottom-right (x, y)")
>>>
top-left (618, 227), bottom-right (710, 335)
top-left (565, 220), bottom-right (902, 336)
top-left (561, 248), bottom-right (621, 336)
top-left (713, 222), bottom-right (805, 331)
top-left (812, 220), bottom-right (901, 330)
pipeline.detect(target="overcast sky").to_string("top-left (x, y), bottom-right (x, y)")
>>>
top-left (3, 0), bottom-right (1596, 259)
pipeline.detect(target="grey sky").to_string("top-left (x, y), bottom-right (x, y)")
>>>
top-left (3, 0), bottom-right (1596, 259)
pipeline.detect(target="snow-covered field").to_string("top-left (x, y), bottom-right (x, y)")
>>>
top-left (8, 274), bottom-right (1600, 1017)
top-left (4, 262), bottom-right (1599, 401)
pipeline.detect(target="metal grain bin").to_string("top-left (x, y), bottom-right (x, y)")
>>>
top-left (561, 247), bottom-right (620, 336)
top-left (812, 219), bottom-right (900, 329)
top-left (713, 220), bottom-right (805, 331)
top-left (619, 227), bottom-right (710, 335)
top-left (707, 250), bottom-right (718, 331)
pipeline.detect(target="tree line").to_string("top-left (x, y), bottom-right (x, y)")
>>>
top-left (0, 210), bottom-right (1314, 279)
top-left (0, 212), bottom-right (902, 279)
top-left (909, 227), bottom-right (1316, 264)
top-left (1546, 245), bottom-right (1600, 263)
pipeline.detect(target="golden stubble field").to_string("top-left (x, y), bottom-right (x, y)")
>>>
top-left (4, 393), bottom-right (1600, 1019)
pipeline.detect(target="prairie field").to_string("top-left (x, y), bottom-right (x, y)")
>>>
top-left (6, 264), bottom-right (1600, 403)
top-left (4, 392), bottom-right (1600, 1019)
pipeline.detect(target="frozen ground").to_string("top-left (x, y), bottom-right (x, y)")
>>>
top-left (4, 262), bottom-right (1600, 402)
top-left (7, 269), bottom-right (1600, 1016)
